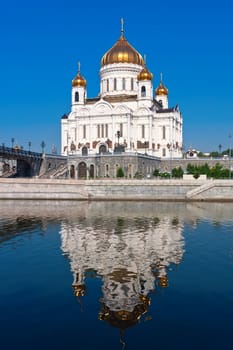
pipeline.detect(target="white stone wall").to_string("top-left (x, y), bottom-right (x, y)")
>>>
top-left (1, 178), bottom-right (233, 201)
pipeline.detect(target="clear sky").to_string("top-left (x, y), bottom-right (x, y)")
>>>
top-left (0, 0), bottom-right (233, 153)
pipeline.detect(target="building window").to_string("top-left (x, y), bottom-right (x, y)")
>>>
top-left (107, 79), bottom-right (109, 92)
top-left (82, 146), bottom-right (88, 156)
top-left (83, 125), bottom-right (86, 139)
top-left (120, 123), bottom-right (123, 136)
top-left (141, 125), bottom-right (145, 139)
top-left (162, 148), bottom-right (166, 157)
top-left (101, 124), bottom-right (104, 138)
top-left (115, 163), bottom-right (119, 177)
top-left (131, 78), bottom-right (134, 90)
top-left (122, 78), bottom-right (126, 90)
top-left (114, 78), bottom-right (117, 90)
top-left (105, 164), bottom-right (109, 177)
top-left (97, 124), bottom-right (108, 138)
top-left (141, 86), bottom-right (146, 97)
top-left (75, 91), bottom-right (79, 102)
top-left (128, 164), bottom-right (132, 178)
top-left (162, 126), bottom-right (166, 139)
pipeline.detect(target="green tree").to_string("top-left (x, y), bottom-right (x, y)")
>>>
top-left (153, 168), bottom-right (159, 177)
top-left (116, 167), bottom-right (124, 178)
top-left (171, 166), bottom-right (184, 178)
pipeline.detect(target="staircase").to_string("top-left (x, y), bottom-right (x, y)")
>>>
top-left (186, 181), bottom-right (215, 199)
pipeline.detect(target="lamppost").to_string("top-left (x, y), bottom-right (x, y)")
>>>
top-left (41, 141), bottom-right (46, 154)
top-left (11, 138), bottom-right (15, 149)
top-left (168, 142), bottom-right (174, 176)
top-left (229, 133), bottom-right (232, 179)
top-left (144, 140), bottom-right (147, 154)
top-left (67, 135), bottom-right (71, 178)
top-left (115, 130), bottom-right (120, 152)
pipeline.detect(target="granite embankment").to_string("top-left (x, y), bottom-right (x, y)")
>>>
top-left (0, 178), bottom-right (233, 201)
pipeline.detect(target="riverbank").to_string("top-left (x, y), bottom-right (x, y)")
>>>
top-left (0, 178), bottom-right (233, 201)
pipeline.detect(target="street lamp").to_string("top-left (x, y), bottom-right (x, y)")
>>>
top-left (116, 130), bottom-right (120, 148)
top-left (229, 133), bottom-right (232, 179)
top-left (115, 131), bottom-right (120, 152)
top-left (41, 141), bottom-right (46, 154)
top-left (144, 140), bottom-right (147, 154)
top-left (11, 138), bottom-right (15, 149)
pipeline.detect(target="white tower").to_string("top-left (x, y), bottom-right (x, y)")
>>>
top-left (71, 62), bottom-right (87, 110)
top-left (137, 64), bottom-right (153, 108)
top-left (155, 73), bottom-right (168, 109)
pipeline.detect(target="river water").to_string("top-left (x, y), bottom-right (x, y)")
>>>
top-left (0, 200), bottom-right (233, 350)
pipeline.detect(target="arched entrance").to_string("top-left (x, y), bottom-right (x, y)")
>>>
top-left (99, 144), bottom-right (107, 154)
top-left (78, 162), bottom-right (87, 179)
top-left (70, 165), bottom-right (75, 179)
top-left (90, 164), bottom-right (94, 178)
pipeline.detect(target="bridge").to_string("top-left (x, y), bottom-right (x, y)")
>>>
top-left (0, 146), bottom-right (67, 178)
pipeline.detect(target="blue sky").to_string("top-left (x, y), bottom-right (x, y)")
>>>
top-left (0, 0), bottom-right (233, 153)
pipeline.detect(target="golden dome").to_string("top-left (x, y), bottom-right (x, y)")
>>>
top-left (156, 74), bottom-right (168, 96)
top-left (138, 66), bottom-right (153, 81)
top-left (101, 34), bottom-right (144, 67)
top-left (72, 63), bottom-right (86, 87)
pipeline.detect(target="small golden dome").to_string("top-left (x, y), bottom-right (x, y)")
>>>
top-left (72, 63), bottom-right (86, 87)
top-left (138, 66), bottom-right (153, 81)
top-left (158, 276), bottom-right (168, 288)
top-left (101, 34), bottom-right (144, 67)
top-left (72, 284), bottom-right (86, 297)
top-left (156, 74), bottom-right (168, 95)
top-left (72, 72), bottom-right (86, 87)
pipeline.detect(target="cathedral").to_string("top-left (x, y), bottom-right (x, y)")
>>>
top-left (61, 21), bottom-right (183, 161)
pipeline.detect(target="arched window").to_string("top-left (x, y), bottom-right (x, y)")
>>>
top-left (99, 144), bottom-right (107, 154)
top-left (90, 164), bottom-right (94, 178)
top-left (78, 162), bottom-right (87, 179)
top-left (141, 86), bottom-right (146, 97)
top-left (131, 78), bottom-right (134, 90)
top-left (162, 126), bottom-right (166, 139)
top-left (75, 91), bottom-right (79, 102)
top-left (82, 146), bottom-right (88, 156)
top-left (107, 79), bottom-right (109, 92)
top-left (128, 164), bottom-right (132, 178)
top-left (141, 125), bottom-right (145, 138)
top-left (122, 78), bottom-right (126, 90)
top-left (105, 164), bottom-right (109, 177)
top-left (114, 78), bottom-right (117, 90)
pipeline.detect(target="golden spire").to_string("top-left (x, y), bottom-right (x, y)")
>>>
top-left (72, 61), bottom-right (86, 87)
top-left (137, 55), bottom-right (153, 81)
top-left (121, 18), bottom-right (124, 36)
top-left (144, 54), bottom-right (146, 65)
top-left (155, 72), bottom-right (168, 95)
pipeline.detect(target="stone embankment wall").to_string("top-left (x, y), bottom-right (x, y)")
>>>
top-left (0, 178), bottom-right (233, 201)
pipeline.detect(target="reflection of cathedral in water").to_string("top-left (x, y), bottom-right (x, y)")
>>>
top-left (60, 215), bottom-right (184, 330)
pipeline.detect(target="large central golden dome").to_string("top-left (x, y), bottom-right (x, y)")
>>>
top-left (101, 33), bottom-right (144, 67)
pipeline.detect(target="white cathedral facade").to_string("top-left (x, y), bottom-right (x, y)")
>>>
top-left (61, 23), bottom-right (183, 159)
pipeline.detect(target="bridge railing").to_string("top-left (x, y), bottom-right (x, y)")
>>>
top-left (0, 146), bottom-right (42, 158)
